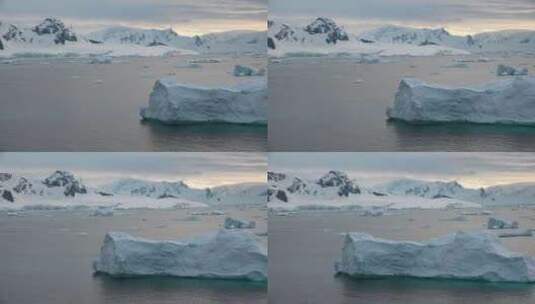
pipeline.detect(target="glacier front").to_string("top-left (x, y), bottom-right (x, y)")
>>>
top-left (93, 230), bottom-right (267, 281)
top-left (140, 78), bottom-right (267, 124)
top-left (387, 77), bottom-right (535, 125)
top-left (335, 231), bottom-right (535, 283)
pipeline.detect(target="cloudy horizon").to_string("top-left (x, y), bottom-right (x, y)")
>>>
top-left (0, 0), bottom-right (267, 35)
top-left (0, 152), bottom-right (267, 188)
top-left (270, 0), bottom-right (535, 35)
top-left (270, 153), bottom-right (535, 189)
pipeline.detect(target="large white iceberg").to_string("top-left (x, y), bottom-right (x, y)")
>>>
top-left (93, 230), bottom-right (267, 281)
top-left (335, 231), bottom-right (535, 283)
top-left (387, 77), bottom-right (535, 125)
top-left (140, 78), bottom-right (267, 124)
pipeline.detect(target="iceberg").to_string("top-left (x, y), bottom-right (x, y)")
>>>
top-left (335, 231), bottom-right (535, 283)
top-left (93, 230), bottom-right (267, 281)
top-left (233, 65), bottom-right (265, 77)
top-left (140, 78), bottom-right (267, 124)
top-left (488, 217), bottom-right (519, 229)
top-left (387, 77), bottom-right (535, 125)
top-left (224, 217), bottom-right (256, 229)
top-left (497, 64), bottom-right (528, 76)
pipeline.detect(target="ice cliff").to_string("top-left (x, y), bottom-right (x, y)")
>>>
top-left (140, 78), bottom-right (267, 124)
top-left (335, 231), bottom-right (535, 283)
top-left (387, 77), bottom-right (535, 125)
top-left (93, 230), bottom-right (267, 281)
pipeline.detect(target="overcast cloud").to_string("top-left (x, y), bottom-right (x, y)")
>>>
top-left (270, 0), bottom-right (535, 34)
top-left (0, 152), bottom-right (267, 188)
top-left (0, 0), bottom-right (267, 34)
top-left (270, 153), bottom-right (535, 188)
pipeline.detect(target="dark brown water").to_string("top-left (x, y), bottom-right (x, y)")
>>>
top-left (0, 56), bottom-right (266, 152)
top-left (268, 55), bottom-right (535, 151)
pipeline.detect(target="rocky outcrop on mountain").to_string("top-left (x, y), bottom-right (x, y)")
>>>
top-left (317, 171), bottom-right (361, 196)
top-left (304, 17), bottom-right (349, 44)
top-left (33, 18), bottom-right (77, 44)
top-left (43, 170), bottom-right (87, 197)
top-left (0, 173), bottom-right (12, 182)
top-left (1, 189), bottom-right (14, 202)
top-left (268, 172), bottom-right (286, 182)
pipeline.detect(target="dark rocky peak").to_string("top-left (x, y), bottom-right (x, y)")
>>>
top-left (267, 20), bottom-right (274, 28)
top-left (317, 170), bottom-right (351, 187)
top-left (13, 177), bottom-right (34, 194)
top-left (194, 35), bottom-right (204, 47)
top-left (287, 177), bottom-right (308, 194)
top-left (43, 170), bottom-right (87, 197)
top-left (3, 24), bottom-right (25, 42)
top-left (268, 171), bottom-right (287, 182)
top-left (317, 170), bottom-right (360, 197)
top-left (304, 17), bottom-right (349, 44)
top-left (0, 38), bottom-right (3, 50)
top-left (274, 24), bottom-right (297, 41)
top-left (0, 173), bottom-right (12, 182)
top-left (33, 18), bottom-right (77, 44)
top-left (1, 189), bottom-right (14, 202)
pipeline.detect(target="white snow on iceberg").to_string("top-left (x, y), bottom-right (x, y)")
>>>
top-left (335, 231), bottom-right (535, 283)
top-left (93, 230), bottom-right (267, 281)
top-left (387, 77), bottom-right (535, 125)
top-left (140, 78), bottom-right (267, 124)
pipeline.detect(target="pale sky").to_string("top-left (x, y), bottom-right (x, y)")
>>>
top-left (0, 0), bottom-right (267, 35)
top-left (270, 0), bottom-right (535, 35)
top-left (270, 153), bottom-right (535, 189)
top-left (0, 152), bottom-right (267, 188)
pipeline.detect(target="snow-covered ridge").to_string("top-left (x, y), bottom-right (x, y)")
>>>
top-left (335, 231), bottom-right (535, 283)
top-left (387, 77), bottom-right (535, 125)
top-left (268, 171), bottom-right (535, 208)
top-left (268, 18), bottom-right (535, 57)
top-left (94, 230), bottom-right (267, 281)
top-left (0, 171), bottom-right (266, 209)
top-left (0, 18), bottom-right (266, 58)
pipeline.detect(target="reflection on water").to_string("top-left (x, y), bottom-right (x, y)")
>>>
top-left (337, 276), bottom-right (535, 304)
top-left (387, 121), bottom-right (535, 151)
top-left (143, 121), bottom-right (266, 151)
top-left (95, 275), bottom-right (266, 304)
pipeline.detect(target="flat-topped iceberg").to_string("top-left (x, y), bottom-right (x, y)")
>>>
top-left (140, 78), bottom-right (267, 124)
top-left (93, 230), bottom-right (267, 281)
top-left (335, 231), bottom-right (535, 283)
top-left (387, 77), bottom-right (535, 125)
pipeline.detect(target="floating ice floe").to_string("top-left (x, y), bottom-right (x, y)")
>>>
top-left (89, 55), bottom-right (112, 64)
top-left (91, 208), bottom-right (114, 217)
top-left (140, 77), bottom-right (267, 124)
top-left (496, 229), bottom-right (532, 238)
top-left (93, 230), bottom-right (267, 281)
top-left (497, 64), bottom-right (528, 76)
top-left (488, 217), bottom-right (519, 229)
top-left (224, 217), bottom-right (256, 229)
top-left (387, 77), bottom-right (535, 125)
top-left (233, 64), bottom-right (265, 77)
top-left (335, 231), bottom-right (535, 282)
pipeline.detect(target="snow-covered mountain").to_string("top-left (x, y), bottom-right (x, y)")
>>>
top-left (376, 178), bottom-right (535, 206)
top-left (0, 171), bottom-right (266, 209)
top-left (0, 171), bottom-right (88, 202)
top-left (268, 17), bottom-right (535, 57)
top-left (0, 18), bottom-right (266, 57)
top-left (268, 171), bottom-right (535, 209)
top-left (0, 18), bottom-right (83, 48)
